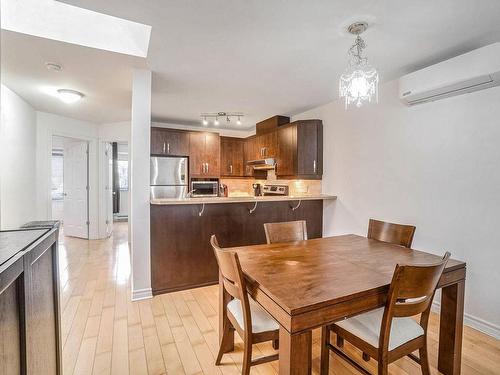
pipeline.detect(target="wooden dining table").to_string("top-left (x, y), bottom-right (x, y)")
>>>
top-left (218, 234), bottom-right (466, 375)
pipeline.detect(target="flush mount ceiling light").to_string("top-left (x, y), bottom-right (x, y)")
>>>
top-left (57, 89), bottom-right (84, 104)
top-left (339, 22), bottom-right (379, 109)
top-left (200, 112), bottom-right (244, 126)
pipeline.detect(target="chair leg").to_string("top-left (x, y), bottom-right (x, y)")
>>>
top-left (378, 358), bottom-right (389, 375)
top-left (320, 326), bottom-right (330, 375)
top-left (336, 334), bottom-right (344, 348)
top-left (419, 344), bottom-right (431, 375)
top-left (272, 338), bottom-right (279, 350)
top-left (215, 325), bottom-right (231, 365)
top-left (242, 337), bottom-right (252, 375)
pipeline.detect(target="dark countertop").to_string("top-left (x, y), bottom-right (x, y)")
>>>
top-left (0, 228), bottom-right (50, 267)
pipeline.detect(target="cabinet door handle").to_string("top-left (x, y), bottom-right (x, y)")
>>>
top-left (163, 142), bottom-right (166, 153)
top-left (167, 143), bottom-right (170, 154)
top-left (263, 147), bottom-right (267, 157)
top-left (229, 165), bottom-right (233, 174)
top-left (313, 159), bottom-right (317, 173)
top-left (206, 163), bottom-right (209, 173)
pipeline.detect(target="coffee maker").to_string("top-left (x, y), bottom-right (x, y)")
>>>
top-left (252, 183), bottom-right (262, 196)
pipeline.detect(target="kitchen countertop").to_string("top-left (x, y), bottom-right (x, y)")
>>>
top-left (151, 194), bottom-right (337, 205)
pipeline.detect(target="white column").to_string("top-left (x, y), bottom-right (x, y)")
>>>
top-left (130, 69), bottom-right (152, 300)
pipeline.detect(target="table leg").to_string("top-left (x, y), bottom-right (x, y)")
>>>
top-left (279, 326), bottom-right (312, 375)
top-left (218, 272), bottom-right (234, 352)
top-left (438, 280), bottom-right (465, 375)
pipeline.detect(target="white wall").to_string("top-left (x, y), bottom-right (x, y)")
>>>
top-left (0, 84), bottom-right (37, 229)
top-left (130, 69), bottom-right (152, 300)
top-left (152, 121), bottom-right (254, 138)
top-left (294, 81), bottom-right (500, 338)
top-left (99, 121), bottom-right (131, 142)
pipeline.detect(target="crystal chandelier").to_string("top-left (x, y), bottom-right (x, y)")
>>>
top-left (339, 22), bottom-right (379, 109)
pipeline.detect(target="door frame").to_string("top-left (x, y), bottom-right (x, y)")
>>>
top-left (51, 135), bottom-right (90, 239)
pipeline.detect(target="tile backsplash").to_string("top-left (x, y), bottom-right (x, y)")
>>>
top-left (220, 177), bottom-right (322, 197)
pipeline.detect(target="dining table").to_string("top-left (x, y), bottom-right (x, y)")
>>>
top-left (218, 234), bottom-right (466, 375)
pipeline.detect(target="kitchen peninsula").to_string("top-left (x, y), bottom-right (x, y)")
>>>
top-left (150, 115), bottom-right (335, 294)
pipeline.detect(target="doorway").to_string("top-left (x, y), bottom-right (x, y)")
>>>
top-left (51, 135), bottom-right (90, 239)
top-left (113, 142), bottom-right (129, 222)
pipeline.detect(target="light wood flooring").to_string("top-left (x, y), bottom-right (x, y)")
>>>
top-left (60, 222), bottom-right (500, 375)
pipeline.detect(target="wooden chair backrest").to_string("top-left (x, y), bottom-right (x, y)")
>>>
top-left (264, 220), bottom-right (308, 244)
top-left (210, 235), bottom-right (252, 334)
top-left (367, 219), bottom-right (416, 248)
top-left (379, 252), bottom-right (451, 350)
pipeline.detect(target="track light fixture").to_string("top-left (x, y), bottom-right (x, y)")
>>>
top-left (200, 112), bottom-right (244, 126)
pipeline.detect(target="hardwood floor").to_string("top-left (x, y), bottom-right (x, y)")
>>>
top-left (60, 222), bottom-right (500, 375)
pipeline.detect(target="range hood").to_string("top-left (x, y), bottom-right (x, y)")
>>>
top-left (246, 158), bottom-right (276, 170)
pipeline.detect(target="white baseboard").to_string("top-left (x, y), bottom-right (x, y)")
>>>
top-left (132, 287), bottom-right (153, 301)
top-left (432, 301), bottom-right (500, 340)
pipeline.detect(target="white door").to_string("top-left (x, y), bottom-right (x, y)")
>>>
top-left (105, 143), bottom-right (114, 237)
top-left (63, 140), bottom-right (89, 238)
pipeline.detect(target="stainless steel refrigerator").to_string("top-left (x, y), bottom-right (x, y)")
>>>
top-left (150, 156), bottom-right (188, 199)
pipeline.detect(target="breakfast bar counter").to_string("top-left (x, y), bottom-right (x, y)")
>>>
top-left (151, 194), bottom-right (336, 205)
top-left (150, 196), bottom-right (334, 294)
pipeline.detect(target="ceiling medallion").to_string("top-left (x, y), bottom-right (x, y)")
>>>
top-left (339, 22), bottom-right (379, 109)
top-left (200, 112), bottom-right (244, 126)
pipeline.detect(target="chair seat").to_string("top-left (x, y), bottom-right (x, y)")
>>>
top-left (335, 308), bottom-right (424, 351)
top-left (228, 298), bottom-right (279, 333)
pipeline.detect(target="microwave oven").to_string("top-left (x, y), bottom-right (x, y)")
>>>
top-left (191, 180), bottom-right (219, 197)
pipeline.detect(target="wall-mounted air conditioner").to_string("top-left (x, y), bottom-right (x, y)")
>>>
top-left (399, 42), bottom-right (500, 105)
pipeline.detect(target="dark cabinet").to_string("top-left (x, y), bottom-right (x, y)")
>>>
top-left (151, 127), bottom-right (189, 156)
top-left (151, 199), bottom-right (323, 294)
top-left (221, 137), bottom-right (244, 177)
top-left (0, 227), bottom-right (61, 375)
top-left (243, 136), bottom-right (257, 176)
top-left (255, 131), bottom-right (277, 159)
top-left (189, 132), bottom-right (220, 177)
top-left (276, 120), bottom-right (323, 179)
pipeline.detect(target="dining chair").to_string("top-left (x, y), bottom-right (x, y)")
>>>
top-left (210, 235), bottom-right (279, 374)
top-left (337, 219), bottom-right (417, 351)
top-left (263, 220), bottom-right (307, 244)
top-left (320, 252), bottom-right (451, 375)
top-left (367, 219), bottom-right (416, 248)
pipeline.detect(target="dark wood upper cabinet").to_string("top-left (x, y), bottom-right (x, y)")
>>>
top-left (190, 132), bottom-right (220, 177)
top-left (276, 120), bottom-right (323, 179)
top-left (256, 115), bottom-right (290, 134)
top-left (151, 116), bottom-right (322, 180)
top-left (243, 136), bottom-right (257, 177)
top-left (151, 127), bottom-right (189, 156)
top-left (255, 131), bottom-right (278, 159)
top-left (221, 137), bottom-right (244, 177)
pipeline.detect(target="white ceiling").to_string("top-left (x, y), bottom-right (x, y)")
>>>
top-left (3, 1), bottom-right (500, 128)
top-left (1, 30), bottom-right (146, 123)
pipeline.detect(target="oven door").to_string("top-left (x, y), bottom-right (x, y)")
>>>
top-left (191, 181), bottom-right (218, 197)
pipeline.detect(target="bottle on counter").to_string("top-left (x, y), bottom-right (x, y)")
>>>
top-left (219, 183), bottom-right (228, 197)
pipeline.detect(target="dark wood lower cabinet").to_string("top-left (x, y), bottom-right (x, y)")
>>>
top-left (151, 200), bottom-right (323, 294)
top-left (0, 227), bottom-right (61, 375)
